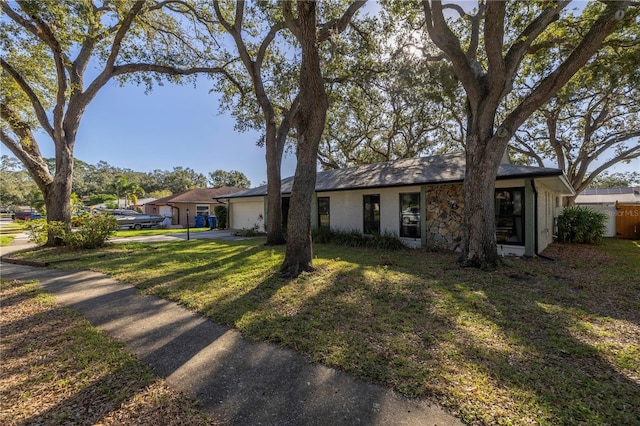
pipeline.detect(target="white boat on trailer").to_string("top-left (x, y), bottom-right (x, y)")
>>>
top-left (99, 209), bottom-right (165, 230)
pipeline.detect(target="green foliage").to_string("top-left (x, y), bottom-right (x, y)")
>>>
top-left (25, 219), bottom-right (66, 246)
top-left (587, 171), bottom-right (640, 189)
top-left (208, 170), bottom-right (251, 188)
top-left (312, 227), bottom-right (405, 250)
top-left (88, 193), bottom-right (117, 206)
top-left (214, 205), bottom-right (227, 229)
top-left (26, 214), bottom-right (117, 248)
top-left (233, 227), bottom-right (265, 237)
top-left (64, 213), bottom-right (118, 249)
top-left (557, 206), bottom-right (608, 244)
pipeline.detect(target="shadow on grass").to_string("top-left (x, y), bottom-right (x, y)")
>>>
top-left (195, 242), bottom-right (640, 424)
top-left (19, 238), bottom-right (639, 424)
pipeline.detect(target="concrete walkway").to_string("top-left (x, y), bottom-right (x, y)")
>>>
top-left (1, 238), bottom-right (463, 425)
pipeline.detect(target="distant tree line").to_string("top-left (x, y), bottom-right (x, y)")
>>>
top-left (0, 154), bottom-right (250, 209)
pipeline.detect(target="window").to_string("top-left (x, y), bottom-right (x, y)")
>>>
top-left (317, 197), bottom-right (330, 229)
top-left (282, 197), bottom-right (290, 229)
top-left (400, 193), bottom-right (420, 238)
top-left (363, 194), bottom-right (380, 234)
top-left (196, 205), bottom-right (209, 217)
top-left (495, 188), bottom-right (524, 245)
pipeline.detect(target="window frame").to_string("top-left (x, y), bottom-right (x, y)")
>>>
top-left (195, 204), bottom-right (210, 217)
top-left (399, 192), bottom-right (421, 238)
top-left (363, 194), bottom-right (381, 234)
top-left (317, 197), bottom-right (330, 229)
top-left (495, 188), bottom-right (525, 246)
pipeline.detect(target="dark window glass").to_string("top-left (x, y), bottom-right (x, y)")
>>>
top-left (282, 197), bottom-right (290, 230)
top-left (317, 197), bottom-right (330, 228)
top-left (400, 193), bottom-right (420, 238)
top-left (363, 195), bottom-right (380, 234)
top-left (495, 188), bottom-right (525, 245)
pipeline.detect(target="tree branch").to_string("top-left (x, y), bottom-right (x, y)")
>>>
top-left (0, 58), bottom-right (54, 139)
top-left (501, 1), bottom-right (630, 137)
top-left (318, 1), bottom-right (366, 42)
top-left (422, 1), bottom-right (482, 105)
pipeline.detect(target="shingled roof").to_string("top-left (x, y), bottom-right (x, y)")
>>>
top-left (225, 153), bottom-right (568, 198)
top-left (151, 186), bottom-right (243, 204)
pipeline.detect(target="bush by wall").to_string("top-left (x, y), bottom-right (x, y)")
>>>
top-left (556, 206), bottom-right (608, 244)
top-left (312, 227), bottom-right (405, 250)
top-left (214, 205), bottom-right (227, 229)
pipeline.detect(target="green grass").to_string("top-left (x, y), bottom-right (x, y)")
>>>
top-left (0, 279), bottom-right (212, 424)
top-left (0, 235), bottom-right (16, 246)
top-left (15, 238), bottom-right (640, 425)
top-left (0, 222), bottom-right (24, 246)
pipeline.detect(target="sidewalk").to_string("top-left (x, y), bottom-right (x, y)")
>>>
top-left (1, 260), bottom-right (463, 425)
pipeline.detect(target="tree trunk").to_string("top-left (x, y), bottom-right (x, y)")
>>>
top-left (264, 125), bottom-right (285, 245)
top-left (460, 129), bottom-right (504, 270)
top-left (280, 1), bottom-right (328, 277)
top-left (44, 145), bottom-right (74, 246)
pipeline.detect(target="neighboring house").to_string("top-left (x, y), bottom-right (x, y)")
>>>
top-left (223, 153), bottom-right (575, 256)
top-left (144, 187), bottom-right (242, 226)
top-left (575, 187), bottom-right (640, 239)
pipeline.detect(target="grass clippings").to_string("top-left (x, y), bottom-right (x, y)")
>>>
top-left (0, 279), bottom-right (217, 425)
top-left (12, 238), bottom-right (640, 425)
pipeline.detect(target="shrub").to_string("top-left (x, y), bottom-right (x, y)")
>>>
top-left (214, 205), bottom-right (227, 229)
top-left (25, 219), bottom-right (66, 245)
top-left (25, 214), bottom-right (118, 249)
top-left (65, 213), bottom-right (118, 249)
top-left (556, 206), bottom-right (608, 244)
top-left (312, 228), bottom-right (405, 250)
top-left (233, 227), bottom-right (266, 237)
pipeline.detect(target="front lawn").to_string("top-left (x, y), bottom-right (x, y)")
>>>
top-left (0, 222), bottom-right (25, 246)
top-left (0, 279), bottom-right (214, 425)
top-left (15, 238), bottom-right (640, 425)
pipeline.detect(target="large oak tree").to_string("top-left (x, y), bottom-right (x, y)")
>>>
top-left (1, 0), bottom-right (234, 244)
top-left (418, 0), bottom-right (631, 269)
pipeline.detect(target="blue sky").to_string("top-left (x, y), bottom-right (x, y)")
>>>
top-left (40, 75), bottom-right (298, 188)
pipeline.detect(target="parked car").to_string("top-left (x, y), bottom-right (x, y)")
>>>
top-left (12, 211), bottom-right (35, 221)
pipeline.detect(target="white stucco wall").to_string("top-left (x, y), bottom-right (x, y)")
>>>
top-left (318, 186), bottom-right (422, 236)
top-left (228, 177), bottom-right (569, 255)
top-left (230, 199), bottom-right (265, 231)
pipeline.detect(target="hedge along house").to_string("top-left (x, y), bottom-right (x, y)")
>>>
top-left (144, 186), bottom-right (242, 227)
top-left (223, 153), bottom-right (574, 256)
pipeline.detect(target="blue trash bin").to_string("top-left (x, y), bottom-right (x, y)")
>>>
top-left (209, 215), bottom-right (217, 229)
top-left (194, 215), bottom-right (205, 228)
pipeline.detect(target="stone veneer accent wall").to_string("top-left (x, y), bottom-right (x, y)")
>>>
top-left (426, 184), bottom-right (465, 251)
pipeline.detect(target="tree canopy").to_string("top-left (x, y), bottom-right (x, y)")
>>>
top-left (510, 2), bottom-right (640, 202)
top-left (1, 0), bottom-right (235, 243)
